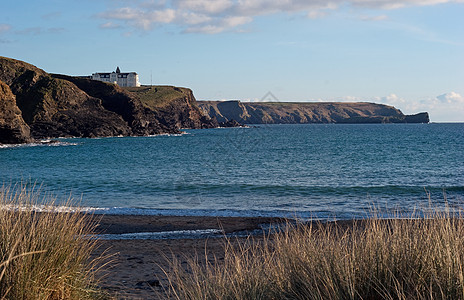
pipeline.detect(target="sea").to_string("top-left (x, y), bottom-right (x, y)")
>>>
top-left (1, 123), bottom-right (463, 221)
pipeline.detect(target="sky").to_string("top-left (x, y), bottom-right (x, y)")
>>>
top-left (1, 0), bottom-right (463, 122)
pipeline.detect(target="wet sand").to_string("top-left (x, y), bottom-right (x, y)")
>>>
top-left (90, 215), bottom-right (284, 299)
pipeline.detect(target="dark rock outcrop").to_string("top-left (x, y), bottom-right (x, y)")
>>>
top-left (198, 101), bottom-right (430, 124)
top-left (0, 80), bottom-right (32, 144)
top-left (404, 112), bottom-right (430, 123)
top-left (219, 119), bottom-right (244, 127)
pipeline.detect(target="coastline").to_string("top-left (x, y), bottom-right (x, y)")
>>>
top-left (90, 215), bottom-right (285, 299)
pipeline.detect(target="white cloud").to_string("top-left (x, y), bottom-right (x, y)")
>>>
top-left (307, 10), bottom-right (328, 19)
top-left (181, 12), bottom-right (212, 25)
top-left (436, 91), bottom-right (464, 104)
top-left (184, 15), bottom-right (252, 33)
top-left (351, 0), bottom-right (463, 9)
top-left (98, 0), bottom-right (464, 33)
top-left (101, 7), bottom-right (176, 30)
top-left (223, 16), bottom-right (252, 27)
top-left (379, 93), bottom-right (406, 105)
top-left (174, 0), bottom-right (233, 14)
top-left (377, 92), bottom-right (464, 122)
top-left (100, 22), bottom-right (121, 29)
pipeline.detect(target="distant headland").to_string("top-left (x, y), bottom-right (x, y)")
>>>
top-left (198, 100), bottom-right (429, 125)
top-left (0, 56), bottom-right (429, 144)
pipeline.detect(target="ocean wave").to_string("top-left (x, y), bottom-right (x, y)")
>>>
top-left (2, 202), bottom-right (462, 221)
top-left (0, 204), bottom-right (108, 213)
top-left (0, 140), bottom-right (79, 149)
top-left (147, 132), bottom-right (189, 137)
top-left (96, 229), bottom-right (224, 240)
top-left (172, 183), bottom-right (464, 197)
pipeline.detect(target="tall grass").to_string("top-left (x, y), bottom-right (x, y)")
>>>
top-left (167, 208), bottom-right (464, 299)
top-left (0, 185), bottom-right (106, 299)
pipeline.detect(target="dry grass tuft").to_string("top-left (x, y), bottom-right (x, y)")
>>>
top-left (167, 208), bottom-right (464, 300)
top-left (0, 185), bottom-right (107, 299)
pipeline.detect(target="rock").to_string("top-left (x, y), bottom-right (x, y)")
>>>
top-left (404, 112), bottom-right (430, 123)
top-left (219, 119), bottom-right (244, 127)
top-left (0, 80), bottom-right (32, 144)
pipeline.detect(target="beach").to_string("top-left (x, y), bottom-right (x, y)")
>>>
top-left (91, 215), bottom-right (283, 299)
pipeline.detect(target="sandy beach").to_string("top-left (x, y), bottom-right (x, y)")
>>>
top-left (90, 215), bottom-right (284, 299)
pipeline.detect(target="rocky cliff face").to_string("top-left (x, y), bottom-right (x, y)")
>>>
top-left (0, 57), bottom-right (131, 138)
top-left (198, 101), bottom-right (430, 124)
top-left (51, 74), bottom-right (177, 135)
top-left (0, 80), bottom-right (32, 144)
top-left (132, 86), bottom-right (218, 129)
top-left (0, 56), bottom-right (217, 142)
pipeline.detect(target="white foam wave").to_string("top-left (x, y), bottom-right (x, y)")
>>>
top-left (147, 132), bottom-right (190, 137)
top-left (96, 229), bottom-right (224, 240)
top-left (0, 204), bottom-right (108, 213)
top-left (0, 140), bottom-right (79, 149)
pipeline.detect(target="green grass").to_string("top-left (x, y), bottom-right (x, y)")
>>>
top-left (124, 85), bottom-right (190, 109)
top-left (166, 208), bottom-right (464, 300)
top-left (0, 185), bottom-right (108, 299)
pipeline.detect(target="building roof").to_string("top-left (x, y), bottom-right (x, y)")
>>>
top-left (92, 67), bottom-right (138, 76)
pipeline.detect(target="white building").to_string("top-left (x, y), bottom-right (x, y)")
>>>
top-left (92, 67), bottom-right (141, 87)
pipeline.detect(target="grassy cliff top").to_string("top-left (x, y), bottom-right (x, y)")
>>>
top-left (125, 85), bottom-right (191, 109)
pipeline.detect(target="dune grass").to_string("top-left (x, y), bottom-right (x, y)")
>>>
top-left (166, 208), bottom-right (464, 300)
top-left (0, 185), bottom-right (107, 299)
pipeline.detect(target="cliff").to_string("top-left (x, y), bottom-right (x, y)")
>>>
top-left (0, 56), bottom-right (217, 142)
top-left (124, 86), bottom-right (218, 129)
top-left (198, 101), bottom-right (430, 124)
top-left (0, 80), bottom-right (32, 144)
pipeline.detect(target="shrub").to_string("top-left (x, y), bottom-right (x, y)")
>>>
top-left (167, 208), bottom-right (464, 300)
top-left (0, 185), bottom-right (106, 299)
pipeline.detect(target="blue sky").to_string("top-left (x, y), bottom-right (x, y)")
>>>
top-left (1, 0), bottom-right (463, 122)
